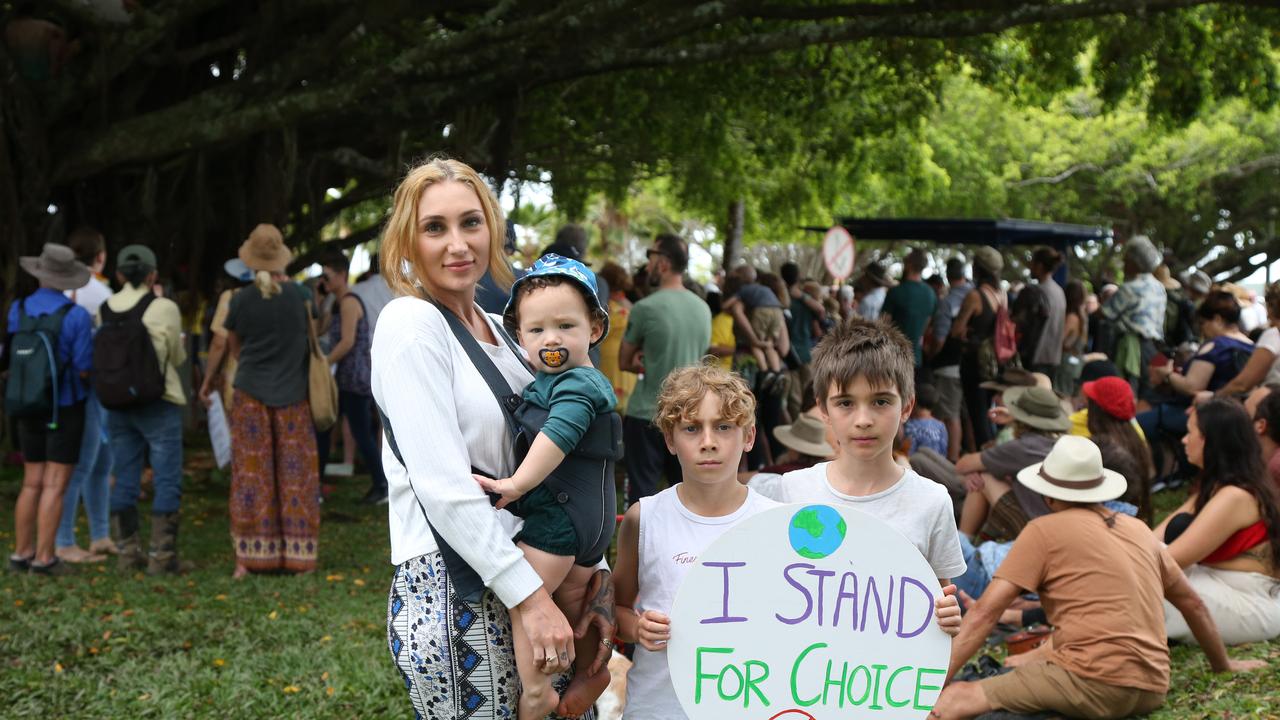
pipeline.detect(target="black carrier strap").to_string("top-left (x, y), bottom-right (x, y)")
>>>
top-left (377, 304), bottom-right (530, 599)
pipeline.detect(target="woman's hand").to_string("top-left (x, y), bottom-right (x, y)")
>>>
top-left (472, 475), bottom-right (523, 510)
top-left (934, 584), bottom-right (961, 637)
top-left (963, 472), bottom-right (986, 494)
top-left (515, 588), bottom-right (575, 674)
top-left (197, 378), bottom-right (217, 408)
top-left (636, 609), bottom-right (671, 652)
top-left (574, 569), bottom-right (617, 675)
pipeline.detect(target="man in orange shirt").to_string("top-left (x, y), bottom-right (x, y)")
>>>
top-left (930, 436), bottom-right (1265, 720)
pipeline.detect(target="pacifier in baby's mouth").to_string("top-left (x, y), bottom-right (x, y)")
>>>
top-left (539, 347), bottom-right (570, 368)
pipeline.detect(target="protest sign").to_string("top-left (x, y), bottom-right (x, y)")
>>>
top-left (668, 504), bottom-right (950, 719)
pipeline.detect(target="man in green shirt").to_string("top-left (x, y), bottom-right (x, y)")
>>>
top-left (883, 247), bottom-right (937, 368)
top-left (619, 234), bottom-right (712, 503)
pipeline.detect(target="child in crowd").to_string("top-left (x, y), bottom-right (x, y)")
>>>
top-left (750, 317), bottom-right (965, 630)
top-left (904, 382), bottom-right (949, 456)
top-left (473, 254), bottom-right (616, 719)
top-left (614, 364), bottom-right (780, 720)
top-left (722, 264), bottom-right (790, 390)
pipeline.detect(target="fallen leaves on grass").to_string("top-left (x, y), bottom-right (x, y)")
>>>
top-left (325, 574), bottom-right (344, 582)
top-left (54, 662), bottom-right (63, 673)
top-left (267, 610), bottom-right (278, 620)
top-left (213, 658), bottom-right (225, 667)
top-left (282, 685), bottom-right (300, 694)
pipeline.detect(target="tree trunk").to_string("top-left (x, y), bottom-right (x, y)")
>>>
top-left (723, 198), bottom-right (744, 272)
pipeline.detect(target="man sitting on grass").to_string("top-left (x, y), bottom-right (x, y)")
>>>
top-left (930, 435), bottom-right (1266, 720)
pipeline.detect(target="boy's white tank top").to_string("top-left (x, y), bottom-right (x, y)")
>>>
top-left (623, 485), bottom-right (779, 720)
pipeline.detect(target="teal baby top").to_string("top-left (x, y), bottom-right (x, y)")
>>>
top-left (523, 366), bottom-right (617, 454)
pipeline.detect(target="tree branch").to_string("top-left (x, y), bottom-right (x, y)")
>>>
top-left (1009, 162), bottom-right (1102, 187)
top-left (286, 221), bottom-right (384, 274)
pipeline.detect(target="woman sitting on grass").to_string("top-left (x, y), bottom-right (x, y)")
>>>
top-left (1157, 398), bottom-right (1280, 645)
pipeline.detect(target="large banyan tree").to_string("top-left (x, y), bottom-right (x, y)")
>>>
top-left (2, 0), bottom-right (1277, 311)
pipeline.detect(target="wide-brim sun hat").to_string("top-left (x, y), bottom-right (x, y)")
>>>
top-left (504, 253), bottom-right (610, 347)
top-left (863, 262), bottom-right (894, 288)
top-left (1017, 435), bottom-right (1128, 504)
top-left (19, 243), bottom-right (91, 291)
top-left (774, 413), bottom-right (834, 458)
top-left (979, 367), bottom-right (1038, 393)
top-left (238, 224), bottom-right (291, 273)
top-left (1003, 385), bottom-right (1072, 432)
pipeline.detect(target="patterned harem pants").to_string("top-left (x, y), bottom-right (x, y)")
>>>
top-left (229, 392), bottom-right (320, 573)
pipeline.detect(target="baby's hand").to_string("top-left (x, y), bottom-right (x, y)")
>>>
top-left (637, 610), bottom-right (671, 652)
top-left (935, 584), bottom-right (961, 638)
top-left (472, 474), bottom-right (523, 510)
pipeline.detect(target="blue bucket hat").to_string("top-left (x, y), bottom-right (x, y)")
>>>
top-left (504, 253), bottom-right (609, 347)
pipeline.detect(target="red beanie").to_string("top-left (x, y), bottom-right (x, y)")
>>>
top-left (1083, 376), bottom-right (1135, 421)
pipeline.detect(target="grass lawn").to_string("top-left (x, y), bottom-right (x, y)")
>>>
top-left (2, 449), bottom-right (1278, 718)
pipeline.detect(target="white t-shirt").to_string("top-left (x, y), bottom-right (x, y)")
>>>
top-left (624, 486), bottom-right (780, 720)
top-left (749, 463), bottom-right (966, 579)
top-left (1256, 327), bottom-right (1280, 386)
top-left (66, 276), bottom-right (112, 316)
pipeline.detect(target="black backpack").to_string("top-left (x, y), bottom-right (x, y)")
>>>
top-left (4, 300), bottom-right (73, 428)
top-left (94, 293), bottom-right (165, 409)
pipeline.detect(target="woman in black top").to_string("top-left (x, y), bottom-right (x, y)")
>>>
top-left (951, 247), bottom-right (1003, 450)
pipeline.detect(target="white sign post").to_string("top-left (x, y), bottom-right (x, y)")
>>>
top-left (822, 226), bottom-right (855, 282)
top-left (668, 504), bottom-right (951, 720)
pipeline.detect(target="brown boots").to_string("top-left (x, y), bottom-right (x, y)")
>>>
top-left (146, 511), bottom-right (193, 575)
top-left (111, 507), bottom-right (148, 572)
top-left (111, 508), bottom-right (192, 575)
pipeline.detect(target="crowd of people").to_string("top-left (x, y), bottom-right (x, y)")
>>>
top-left (3, 156), bottom-right (1278, 719)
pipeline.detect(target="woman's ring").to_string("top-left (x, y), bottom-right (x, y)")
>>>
top-left (600, 639), bottom-right (613, 649)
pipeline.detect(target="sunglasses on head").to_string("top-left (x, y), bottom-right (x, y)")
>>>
top-left (646, 249), bottom-right (668, 260)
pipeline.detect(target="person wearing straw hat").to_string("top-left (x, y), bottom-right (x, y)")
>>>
top-left (5, 243), bottom-right (95, 576)
top-left (955, 386), bottom-right (1071, 543)
top-left (932, 435), bottom-right (1267, 720)
top-left (221, 224), bottom-right (320, 578)
top-left (100, 243), bottom-right (189, 575)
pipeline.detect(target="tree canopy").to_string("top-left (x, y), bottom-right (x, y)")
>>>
top-left (2, 0), bottom-right (1278, 304)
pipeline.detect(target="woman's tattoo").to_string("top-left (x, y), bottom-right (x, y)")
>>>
top-left (590, 571), bottom-right (616, 624)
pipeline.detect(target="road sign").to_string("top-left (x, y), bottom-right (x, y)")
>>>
top-left (823, 226), bottom-right (855, 281)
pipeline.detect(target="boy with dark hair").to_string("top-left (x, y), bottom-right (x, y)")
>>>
top-left (750, 317), bottom-right (963, 631)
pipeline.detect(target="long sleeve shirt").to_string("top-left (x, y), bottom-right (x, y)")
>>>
top-left (371, 296), bottom-right (543, 608)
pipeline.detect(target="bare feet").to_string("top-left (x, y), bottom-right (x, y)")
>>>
top-left (56, 545), bottom-right (106, 563)
top-left (89, 538), bottom-right (119, 555)
top-left (232, 564), bottom-right (250, 579)
top-left (557, 664), bottom-right (612, 718)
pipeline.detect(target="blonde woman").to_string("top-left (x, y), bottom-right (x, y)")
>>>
top-left (222, 224), bottom-right (319, 577)
top-left (372, 158), bottom-right (613, 719)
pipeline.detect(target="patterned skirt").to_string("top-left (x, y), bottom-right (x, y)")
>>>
top-left (229, 392), bottom-right (320, 573)
top-left (387, 552), bottom-right (597, 720)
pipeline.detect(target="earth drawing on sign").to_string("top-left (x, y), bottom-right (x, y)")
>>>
top-left (787, 504), bottom-right (847, 559)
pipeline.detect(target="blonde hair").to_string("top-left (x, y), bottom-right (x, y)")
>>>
top-left (654, 362), bottom-right (756, 436)
top-left (254, 270), bottom-right (281, 299)
top-left (380, 157), bottom-right (512, 300)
